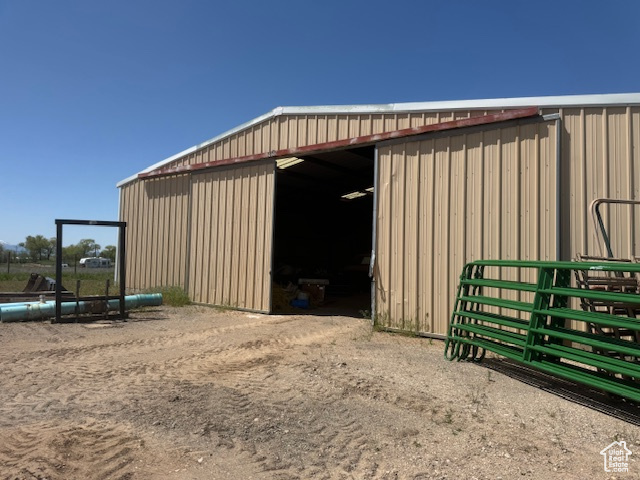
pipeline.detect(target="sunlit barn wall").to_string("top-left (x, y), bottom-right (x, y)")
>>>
top-left (119, 174), bottom-right (190, 291)
top-left (162, 110), bottom-right (500, 169)
top-left (188, 162), bottom-right (275, 312)
top-left (118, 101), bottom-right (640, 335)
top-left (375, 120), bottom-right (557, 336)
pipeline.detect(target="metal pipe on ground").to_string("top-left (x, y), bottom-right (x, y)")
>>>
top-left (0, 294), bottom-right (162, 322)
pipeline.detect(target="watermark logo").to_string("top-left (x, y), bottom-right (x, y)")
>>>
top-left (600, 440), bottom-right (632, 473)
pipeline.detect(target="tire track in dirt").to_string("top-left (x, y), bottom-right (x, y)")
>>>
top-left (0, 314), bottom-right (294, 365)
top-left (0, 420), bottom-right (145, 480)
top-left (0, 317), bottom-right (356, 433)
top-left (2, 311), bottom-right (388, 479)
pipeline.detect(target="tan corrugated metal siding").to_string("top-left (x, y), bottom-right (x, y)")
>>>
top-left (118, 104), bottom-right (640, 327)
top-left (119, 174), bottom-right (190, 291)
top-left (187, 161), bottom-right (274, 312)
top-left (375, 120), bottom-right (557, 336)
top-left (554, 107), bottom-right (640, 260)
top-left (161, 110), bottom-right (501, 170)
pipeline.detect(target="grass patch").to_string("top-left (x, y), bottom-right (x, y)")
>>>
top-left (146, 286), bottom-right (190, 307)
top-left (0, 268), bottom-right (117, 296)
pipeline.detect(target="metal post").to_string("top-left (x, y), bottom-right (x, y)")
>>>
top-left (118, 222), bottom-right (127, 319)
top-left (55, 221), bottom-right (63, 323)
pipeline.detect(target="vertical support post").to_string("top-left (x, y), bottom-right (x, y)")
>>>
top-left (370, 147), bottom-right (379, 326)
top-left (118, 222), bottom-right (127, 319)
top-left (523, 266), bottom-right (555, 362)
top-left (55, 221), bottom-right (63, 323)
top-left (555, 118), bottom-right (563, 261)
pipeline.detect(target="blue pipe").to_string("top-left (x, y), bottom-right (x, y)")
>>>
top-left (0, 294), bottom-right (163, 322)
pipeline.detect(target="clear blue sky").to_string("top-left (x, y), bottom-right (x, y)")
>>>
top-left (1, 0), bottom-right (638, 248)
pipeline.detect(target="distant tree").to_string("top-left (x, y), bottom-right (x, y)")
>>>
top-left (76, 239), bottom-right (101, 257)
top-left (0, 243), bottom-right (4, 263)
top-left (43, 237), bottom-right (56, 260)
top-left (20, 235), bottom-right (50, 261)
top-left (62, 244), bottom-right (83, 263)
top-left (102, 245), bottom-right (116, 262)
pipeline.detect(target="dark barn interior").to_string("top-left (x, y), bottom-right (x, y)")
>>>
top-left (272, 146), bottom-right (375, 314)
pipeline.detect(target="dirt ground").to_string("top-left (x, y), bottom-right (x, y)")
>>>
top-left (0, 305), bottom-right (638, 480)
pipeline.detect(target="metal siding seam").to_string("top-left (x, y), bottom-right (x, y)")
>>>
top-left (267, 162), bottom-right (276, 313)
top-left (393, 144), bottom-right (405, 328)
top-left (138, 182), bottom-right (146, 289)
top-left (338, 115), bottom-right (348, 140)
top-left (580, 109), bottom-right (587, 256)
top-left (628, 108), bottom-right (636, 253)
top-left (384, 147), bottom-right (393, 326)
top-left (428, 140), bottom-right (436, 333)
top-left (169, 177), bottom-right (177, 285)
top-left (193, 177), bottom-right (203, 302)
top-left (255, 168), bottom-right (266, 309)
top-left (231, 170), bottom-right (242, 306)
top-left (262, 163), bottom-right (271, 309)
top-left (461, 135), bottom-right (468, 298)
top-left (434, 138), bottom-right (447, 334)
top-left (206, 176), bottom-right (216, 303)
top-left (179, 176), bottom-right (188, 288)
top-left (306, 115), bottom-right (316, 145)
top-left (406, 143), bottom-right (419, 331)
top-left (144, 181), bottom-right (153, 289)
top-left (132, 184), bottom-right (140, 289)
top-left (184, 176), bottom-right (193, 296)
top-left (219, 170), bottom-right (229, 305)
top-left (200, 176), bottom-right (209, 302)
top-left (555, 119), bottom-right (562, 260)
top-left (162, 180), bottom-right (170, 286)
top-left (224, 171), bottom-right (235, 306)
top-left (212, 172), bottom-right (223, 305)
top-left (122, 186), bottom-right (131, 288)
top-left (534, 125), bottom-right (540, 260)
top-left (238, 169), bottom-right (249, 307)
top-left (247, 166), bottom-right (258, 309)
top-left (196, 176), bottom-right (205, 303)
top-left (209, 173), bottom-right (220, 304)
top-left (264, 164), bottom-right (275, 312)
top-left (443, 136), bottom-right (452, 337)
top-left (371, 147), bottom-right (380, 324)
top-left (414, 143), bottom-right (422, 332)
top-left (626, 108), bottom-right (634, 255)
top-left (416, 142), bottom-right (427, 332)
top-left (602, 109), bottom-right (610, 244)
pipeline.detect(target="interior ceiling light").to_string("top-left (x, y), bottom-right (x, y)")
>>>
top-left (276, 157), bottom-right (304, 169)
top-left (341, 191), bottom-right (367, 200)
top-left (365, 186), bottom-right (374, 193)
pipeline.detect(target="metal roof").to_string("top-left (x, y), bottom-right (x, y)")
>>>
top-left (117, 93), bottom-right (640, 187)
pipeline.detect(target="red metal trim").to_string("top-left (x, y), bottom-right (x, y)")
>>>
top-left (138, 107), bottom-right (539, 180)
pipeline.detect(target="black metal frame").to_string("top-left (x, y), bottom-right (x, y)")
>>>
top-left (55, 219), bottom-right (126, 323)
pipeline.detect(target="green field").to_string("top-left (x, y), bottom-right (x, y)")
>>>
top-left (0, 263), bottom-right (118, 296)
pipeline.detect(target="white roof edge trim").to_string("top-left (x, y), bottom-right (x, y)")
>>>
top-left (280, 93), bottom-right (640, 114)
top-left (117, 93), bottom-right (640, 188)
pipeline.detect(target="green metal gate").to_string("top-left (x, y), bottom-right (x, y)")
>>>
top-left (445, 260), bottom-right (640, 402)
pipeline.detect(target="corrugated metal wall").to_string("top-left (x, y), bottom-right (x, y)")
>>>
top-left (557, 107), bottom-right (640, 260)
top-left (375, 120), bottom-right (558, 336)
top-left (119, 105), bottom-right (640, 327)
top-left (119, 175), bottom-right (191, 291)
top-left (160, 110), bottom-right (503, 170)
top-left (187, 161), bottom-right (275, 312)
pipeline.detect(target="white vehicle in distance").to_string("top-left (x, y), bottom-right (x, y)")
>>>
top-left (79, 257), bottom-right (112, 268)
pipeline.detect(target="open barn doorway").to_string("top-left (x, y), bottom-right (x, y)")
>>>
top-left (271, 146), bottom-right (375, 316)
